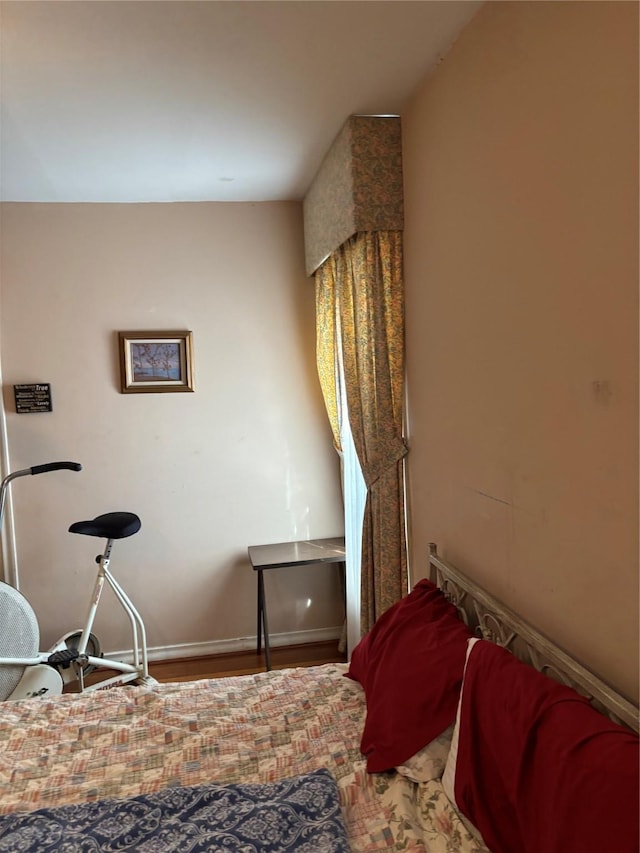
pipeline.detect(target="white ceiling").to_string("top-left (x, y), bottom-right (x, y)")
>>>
top-left (0, 1), bottom-right (481, 203)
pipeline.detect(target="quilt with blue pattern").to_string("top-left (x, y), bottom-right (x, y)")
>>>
top-left (0, 768), bottom-right (350, 852)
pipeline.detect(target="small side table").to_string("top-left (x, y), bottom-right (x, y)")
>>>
top-left (248, 537), bottom-right (346, 671)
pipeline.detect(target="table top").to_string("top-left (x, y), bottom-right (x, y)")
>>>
top-left (248, 537), bottom-right (346, 570)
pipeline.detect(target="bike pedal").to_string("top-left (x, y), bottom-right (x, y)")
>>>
top-left (47, 649), bottom-right (80, 668)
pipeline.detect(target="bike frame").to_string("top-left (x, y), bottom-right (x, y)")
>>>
top-left (0, 540), bottom-right (151, 692)
top-left (66, 537), bottom-right (151, 692)
top-left (0, 462), bottom-right (155, 696)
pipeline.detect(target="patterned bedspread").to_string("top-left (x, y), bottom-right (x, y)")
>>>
top-left (0, 663), bottom-right (485, 852)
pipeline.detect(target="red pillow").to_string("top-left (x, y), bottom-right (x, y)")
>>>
top-left (346, 578), bottom-right (472, 772)
top-left (448, 640), bottom-right (639, 853)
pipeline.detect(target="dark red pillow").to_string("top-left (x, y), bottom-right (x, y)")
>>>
top-left (346, 578), bottom-right (472, 772)
top-left (448, 640), bottom-right (639, 853)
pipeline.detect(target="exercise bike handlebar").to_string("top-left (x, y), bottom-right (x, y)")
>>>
top-left (0, 462), bottom-right (82, 527)
top-left (30, 462), bottom-right (82, 475)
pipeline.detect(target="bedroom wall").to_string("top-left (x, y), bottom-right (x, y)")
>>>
top-left (403, 1), bottom-right (638, 700)
top-left (0, 201), bottom-right (344, 657)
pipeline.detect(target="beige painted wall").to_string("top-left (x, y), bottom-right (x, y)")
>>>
top-left (0, 202), bottom-right (344, 657)
top-left (403, 1), bottom-right (638, 700)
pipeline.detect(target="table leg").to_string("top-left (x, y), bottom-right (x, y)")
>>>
top-left (257, 570), bottom-right (263, 654)
top-left (257, 569), bottom-right (271, 671)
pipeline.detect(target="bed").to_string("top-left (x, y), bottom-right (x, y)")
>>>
top-left (0, 544), bottom-right (637, 852)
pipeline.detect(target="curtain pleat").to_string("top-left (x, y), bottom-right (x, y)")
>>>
top-left (315, 262), bottom-right (341, 453)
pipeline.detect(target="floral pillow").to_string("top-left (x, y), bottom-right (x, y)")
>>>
top-left (395, 724), bottom-right (454, 783)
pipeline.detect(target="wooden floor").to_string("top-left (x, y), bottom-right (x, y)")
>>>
top-left (65, 641), bottom-right (346, 691)
top-left (149, 640), bottom-right (347, 682)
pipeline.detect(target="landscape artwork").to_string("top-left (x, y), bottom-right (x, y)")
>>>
top-left (118, 331), bottom-right (194, 394)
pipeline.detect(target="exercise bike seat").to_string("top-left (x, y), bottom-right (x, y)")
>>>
top-left (69, 512), bottom-right (141, 539)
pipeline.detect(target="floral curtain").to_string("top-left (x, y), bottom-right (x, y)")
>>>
top-left (315, 230), bottom-right (408, 637)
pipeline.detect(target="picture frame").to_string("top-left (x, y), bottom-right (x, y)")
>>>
top-left (118, 331), bottom-right (194, 394)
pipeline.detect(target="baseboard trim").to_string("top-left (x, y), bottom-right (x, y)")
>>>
top-left (110, 626), bottom-right (343, 664)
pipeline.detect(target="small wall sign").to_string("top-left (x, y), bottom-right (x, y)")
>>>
top-left (14, 383), bottom-right (53, 414)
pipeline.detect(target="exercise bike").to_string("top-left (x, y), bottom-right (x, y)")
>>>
top-left (0, 461), bottom-right (156, 701)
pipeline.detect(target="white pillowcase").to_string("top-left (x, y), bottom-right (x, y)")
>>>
top-left (442, 638), bottom-right (486, 844)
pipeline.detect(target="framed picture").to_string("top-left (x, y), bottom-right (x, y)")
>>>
top-left (118, 331), bottom-right (194, 394)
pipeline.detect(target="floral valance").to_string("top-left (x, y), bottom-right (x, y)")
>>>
top-left (303, 115), bottom-right (404, 276)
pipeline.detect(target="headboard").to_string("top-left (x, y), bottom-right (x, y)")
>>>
top-left (428, 543), bottom-right (639, 733)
